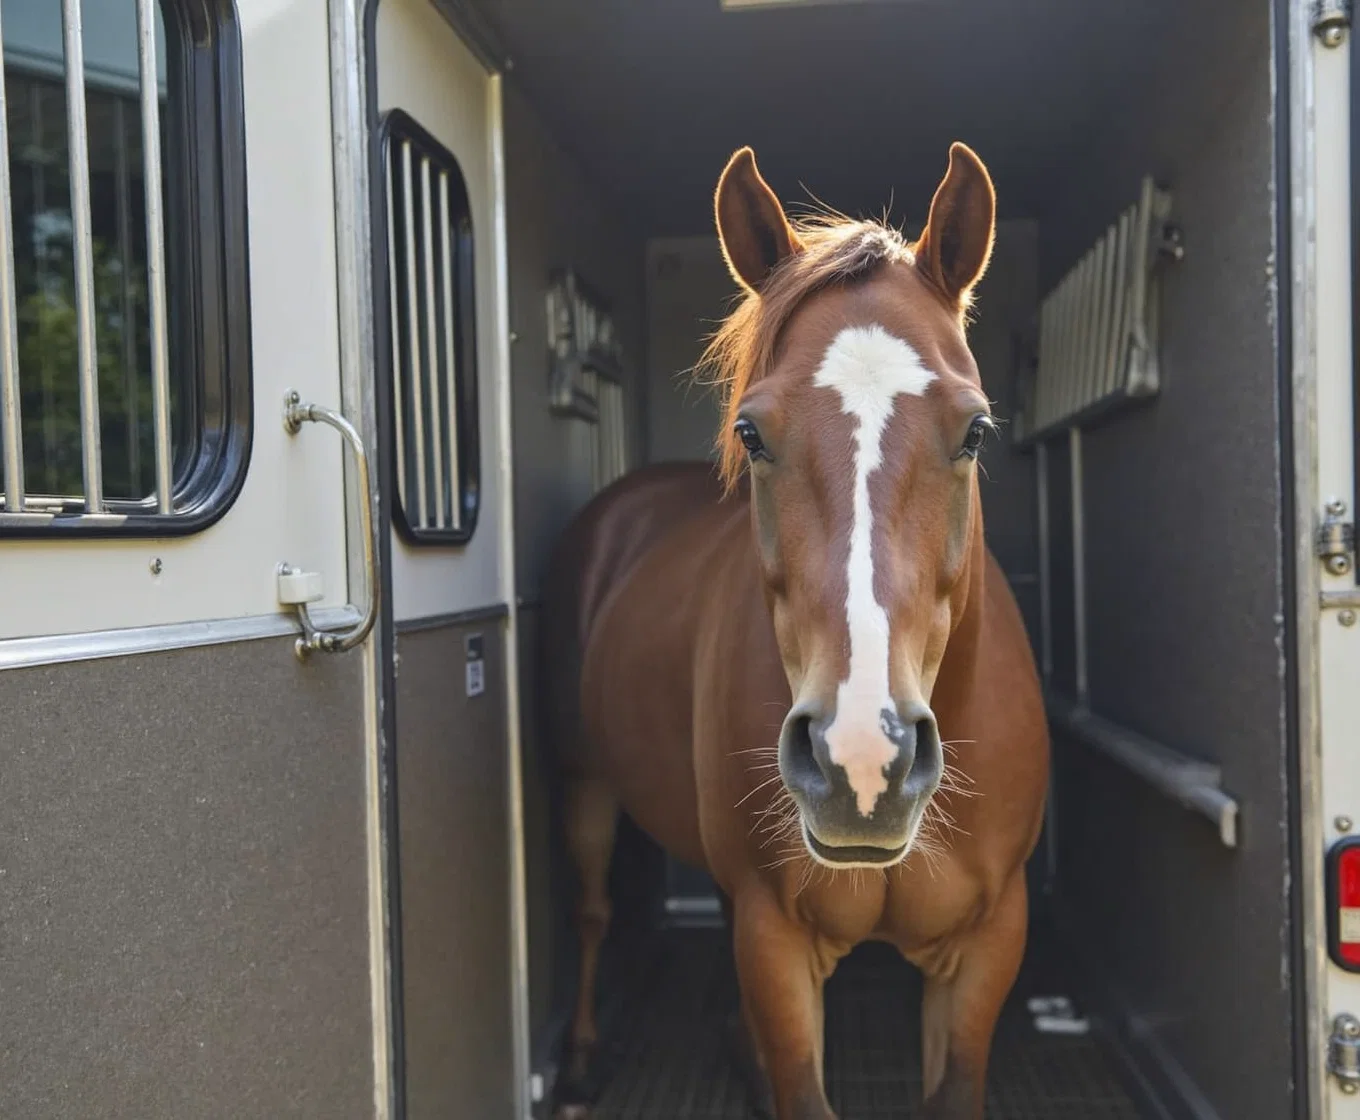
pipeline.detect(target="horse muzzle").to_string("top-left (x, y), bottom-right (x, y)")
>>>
top-left (777, 702), bottom-right (944, 867)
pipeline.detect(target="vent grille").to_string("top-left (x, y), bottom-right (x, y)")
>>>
top-left (1018, 177), bottom-right (1174, 443)
top-left (380, 109), bottom-right (479, 544)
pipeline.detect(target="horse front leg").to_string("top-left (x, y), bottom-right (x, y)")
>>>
top-left (554, 778), bottom-right (619, 1120)
top-left (919, 874), bottom-right (1028, 1120)
top-left (733, 890), bottom-right (838, 1120)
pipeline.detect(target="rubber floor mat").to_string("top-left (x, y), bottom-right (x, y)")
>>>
top-left (589, 926), bottom-right (1144, 1119)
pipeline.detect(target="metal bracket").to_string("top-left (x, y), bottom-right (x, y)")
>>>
top-left (1318, 499), bottom-right (1355, 577)
top-left (1330, 1013), bottom-right (1360, 1093)
top-left (1314, 0), bottom-right (1352, 47)
top-left (278, 390), bottom-right (379, 659)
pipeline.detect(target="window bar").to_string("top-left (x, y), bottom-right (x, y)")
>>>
top-left (113, 98), bottom-right (141, 496)
top-left (62, 0), bottom-right (105, 511)
top-left (400, 141), bottom-right (428, 528)
top-left (136, 0), bottom-right (173, 514)
top-left (438, 169), bottom-right (461, 530)
top-left (386, 152), bottom-right (407, 512)
top-left (34, 87), bottom-right (57, 493)
top-left (419, 154), bottom-right (445, 529)
top-left (0, 0), bottom-right (25, 514)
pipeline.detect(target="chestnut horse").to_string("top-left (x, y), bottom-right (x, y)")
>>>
top-left (541, 143), bottom-right (1049, 1120)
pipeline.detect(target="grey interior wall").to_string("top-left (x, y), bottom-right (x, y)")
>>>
top-left (644, 236), bottom-right (731, 465)
top-left (1038, 6), bottom-right (1291, 1117)
top-left (502, 81), bottom-right (647, 1050)
top-left (504, 82), bottom-right (647, 599)
top-left (0, 640), bottom-right (373, 1120)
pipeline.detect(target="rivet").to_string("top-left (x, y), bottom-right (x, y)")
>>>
top-left (1337, 816), bottom-right (1353, 833)
top-left (1321, 24), bottom-right (1349, 48)
top-left (149, 557), bottom-right (163, 575)
top-left (1341, 609), bottom-right (1357, 628)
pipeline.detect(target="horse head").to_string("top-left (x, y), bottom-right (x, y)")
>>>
top-left (706, 143), bottom-right (998, 869)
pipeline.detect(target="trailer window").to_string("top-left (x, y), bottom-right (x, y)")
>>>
top-left (0, 0), bottom-right (251, 534)
top-left (378, 109), bottom-right (480, 546)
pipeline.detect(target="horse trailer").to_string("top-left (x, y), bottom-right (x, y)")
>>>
top-left (0, 0), bottom-right (1354, 1117)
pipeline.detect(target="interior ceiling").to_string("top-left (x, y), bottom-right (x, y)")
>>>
top-left (475, 0), bottom-right (1183, 237)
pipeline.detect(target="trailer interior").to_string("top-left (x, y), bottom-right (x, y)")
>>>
top-left (489, 0), bottom-right (1296, 1117)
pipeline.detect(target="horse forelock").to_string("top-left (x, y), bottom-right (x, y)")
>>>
top-left (697, 217), bottom-right (915, 492)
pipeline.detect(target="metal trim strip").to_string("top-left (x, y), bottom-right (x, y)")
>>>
top-left (394, 602), bottom-right (509, 634)
top-left (0, 607), bottom-right (362, 671)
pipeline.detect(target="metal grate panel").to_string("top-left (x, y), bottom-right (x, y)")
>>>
top-left (588, 928), bottom-right (1144, 1119)
top-left (1017, 177), bottom-right (1174, 445)
top-left (379, 108), bottom-right (479, 544)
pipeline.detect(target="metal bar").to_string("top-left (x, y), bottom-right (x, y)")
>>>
top-left (438, 169), bottom-right (460, 530)
top-left (113, 98), bottom-right (140, 497)
top-left (386, 150), bottom-right (407, 511)
top-left (1123, 177), bottom-right (1155, 395)
top-left (1085, 232), bottom-right (1111, 409)
top-left (1105, 212), bottom-right (1132, 398)
top-left (400, 141), bottom-right (427, 528)
top-left (136, 0), bottom-right (173, 514)
top-left (35, 87), bottom-right (56, 493)
top-left (1071, 251), bottom-right (1094, 416)
top-left (419, 156), bottom-right (444, 529)
top-left (1035, 437), bottom-right (1057, 894)
top-left (0, 0), bottom-right (25, 513)
top-left (1036, 441), bottom-right (1052, 682)
top-left (62, 0), bottom-right (104, 511)
top-left (1047, 694), bottom-right (1238, 849)
top-left (1070, 426), bottom-right (1088, 703)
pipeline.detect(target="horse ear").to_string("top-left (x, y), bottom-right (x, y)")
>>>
top-left (714, 147), bottom-right (804, 293)
top-left (914, 142), bottom-right (996, 310)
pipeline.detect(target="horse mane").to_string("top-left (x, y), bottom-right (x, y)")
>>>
top-left (696, 214), bottom-right (915, 492)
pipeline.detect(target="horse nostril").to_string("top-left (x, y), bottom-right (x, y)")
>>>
top-left (781, 712), bottom-right (834, 799)
top-left (904, 716), bottom-right (943, 796)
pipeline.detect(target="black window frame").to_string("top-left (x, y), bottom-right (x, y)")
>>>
top-left (374, 107), bottom-right (480, 548)
top-left (0, 0), bottom-right (253, 539)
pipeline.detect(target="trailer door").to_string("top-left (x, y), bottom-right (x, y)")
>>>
top-left (0, 0), bottom-right (388, 1113)
top-left (370, 1), bottom-right (527, 1115)
top-left (1295, 1), bottom-right (1360, 1114)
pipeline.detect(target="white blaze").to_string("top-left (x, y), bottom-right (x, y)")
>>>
top-left (812, 324), bottom-right (936, 816)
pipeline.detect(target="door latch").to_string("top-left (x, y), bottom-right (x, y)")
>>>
top-left (1330, 1013), bottom-right (1360, 1094)
top-left (1318, 500), bottom-right (1355, 577)
top-left (278, 390), bottom-right (379, 659)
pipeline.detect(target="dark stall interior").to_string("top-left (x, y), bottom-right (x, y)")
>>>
top-left (489, 0), bottom-right (1295, 1116)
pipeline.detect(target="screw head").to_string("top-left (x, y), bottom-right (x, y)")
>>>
top-left (1322, 24), bottom-right (1348, 47)
top-left (1328, 498), bottom-right (1349, 517)
top-left (1344, 1080), bottom-right (1360, 1094)
top-left (149, 557), bottom-right (163, 575)
top-left (1341, 610), bottom-right (1357, 628)
top-left (1338, 816), bottom-right (1354, 833)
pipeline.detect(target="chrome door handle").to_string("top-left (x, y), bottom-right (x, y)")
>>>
top-left (278, 389), bottom-right (379, 658)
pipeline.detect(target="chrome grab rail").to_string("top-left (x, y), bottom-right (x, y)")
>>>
top-left (279, 389), bottom-right (379, 658)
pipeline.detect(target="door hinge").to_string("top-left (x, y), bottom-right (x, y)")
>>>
top-left (1330, 1013), bottom-right (1360, 1094)
top-left (1318, 500), bottom-right (1355, 577)
top-left (1314, 0), bottom-right (1352, 47)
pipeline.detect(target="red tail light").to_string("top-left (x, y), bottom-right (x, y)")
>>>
top-left (1328, 837), bottom-right (1360, 972)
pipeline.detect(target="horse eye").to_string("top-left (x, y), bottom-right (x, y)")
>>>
top-left (956, 416), bottom-right (992, 460)
top-left (734, 418), bottom-right (769, 461)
